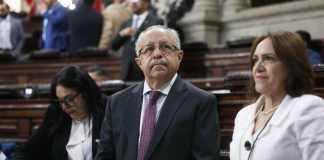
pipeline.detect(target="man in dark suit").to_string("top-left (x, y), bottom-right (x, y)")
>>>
top-left (68, 0), bottom-right (103, 52)
top-left (95, 25), bottom-right (219, 160)
top-left (111, 0), bottom-right (163, 81)
top-left (40, 0), bottom-right (69, 51)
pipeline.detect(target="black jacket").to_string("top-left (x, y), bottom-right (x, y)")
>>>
top-left (14, 95), bottom-right (108, 160)
top-left (68, 5), bottom-right (103, 52)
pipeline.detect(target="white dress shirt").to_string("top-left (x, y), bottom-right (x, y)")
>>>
top-left (230, 94), bottom-right (324, 160)
top-left (0, 151), bottom-right (6, 160)
top-left (66, 117), bottom-right (93, 160)
top-left (138, 73), bottom-right (178, 143)
top-left (132, 11), bottom-right (148, 29)
top-left (0, 15), bottom-right (12, 49)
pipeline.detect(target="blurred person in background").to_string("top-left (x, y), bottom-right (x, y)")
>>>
top-left (98, 0), bottom-right (132, 49)
top-left (230, 32), bottom-right (324, 160)
top-left (0, 2), bottom-right (24, 57)
top-left (68, 0), bottom-right (103, 52)
top-left (40, 0), bottom-right (69, 51)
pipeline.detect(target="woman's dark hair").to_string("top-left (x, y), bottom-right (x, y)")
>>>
top-left (50, 65), bottom-right (103, 116)
top-left (248, 31), bottom-right (314, 98)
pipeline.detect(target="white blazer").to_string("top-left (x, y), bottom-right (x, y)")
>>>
top-left (230, 94), bottom-right (324, 160)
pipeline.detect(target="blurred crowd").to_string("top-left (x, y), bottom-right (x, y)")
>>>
top-left (0, 0), bottom-right (195, 81)
top-left (0, 0), bottom-right (322, 80)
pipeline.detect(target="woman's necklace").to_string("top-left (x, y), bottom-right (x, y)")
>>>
top-left (253, 103), bottom-right (279, 133)
top-left (248, 103), bottom-right (278, 160)
top-left (259, 104), bottom-right (279, 115)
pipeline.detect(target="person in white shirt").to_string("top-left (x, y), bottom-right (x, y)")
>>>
top-left (14, 66), bottom-right (108, 160)
top-left (0, 2), bottom-right (24, 57)
top-left (230, 31), bottom-right (324, 160)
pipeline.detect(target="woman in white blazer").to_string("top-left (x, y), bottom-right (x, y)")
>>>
top-left (230, 31), bottom-right (324, 160)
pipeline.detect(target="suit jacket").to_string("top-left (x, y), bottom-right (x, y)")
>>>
top-left (230, 94), bottom-right (324, 160)
top-left (9, 15), bottom-right (24, 57)
top-left (42, 2), bottom-right (69, 51)
top-left (68, 5), bottom-right (103, 52)
top-left (14, 96), bottom-right (108, 160)
top-left (111, 13), bottom-right (163, 81)
top-left (95, 76), bottom-right (220, 160)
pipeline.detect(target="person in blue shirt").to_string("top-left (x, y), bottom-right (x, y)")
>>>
top-left (40, 0), bottom-right (69, 51)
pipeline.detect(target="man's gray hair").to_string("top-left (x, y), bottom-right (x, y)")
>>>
top-left (135, 25), bottom-right (181, 56)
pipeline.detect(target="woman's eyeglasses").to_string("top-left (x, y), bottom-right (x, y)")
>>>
top-left (54, 92), bottom-right (80, 107)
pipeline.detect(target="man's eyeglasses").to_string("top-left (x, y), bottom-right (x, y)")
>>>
top-left (138, 42), bottom-right (179, 56)
top-left (54, 92), bottom-right (80, 107)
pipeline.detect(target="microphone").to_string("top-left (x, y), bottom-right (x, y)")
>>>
top-left (244, 141), bottom-right (252, 151)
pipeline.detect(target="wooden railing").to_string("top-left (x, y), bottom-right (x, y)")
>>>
top-left (0, 55), bottom-right (122, 84)
top-left (0, 49), bottom-right (249, 84)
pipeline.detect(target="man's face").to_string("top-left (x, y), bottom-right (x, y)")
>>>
top-left (128, 0), bottom-right (148, 15)
top-left (0, 4), bottom-right (9, 17)
top-left (135, 30), bottom-right (183, 83)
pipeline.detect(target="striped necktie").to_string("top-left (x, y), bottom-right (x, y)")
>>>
top-left (137, 91), bottom-right (161, 160)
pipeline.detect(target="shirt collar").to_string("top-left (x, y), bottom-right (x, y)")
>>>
top-left (143, 73), bottom-right (178, 96)
top-left (0, 15), bottom-right (10, 21)
top-left (133, 11), bottom-right (148, 21)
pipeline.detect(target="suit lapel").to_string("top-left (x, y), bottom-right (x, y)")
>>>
top-left (138, 14), bottom-right (151, 31)
top-left (133, 14), bottom-right (152, 42)
top-left (126, 83), bottom-right (144, 159)
top-left (57, 116), bottom-right (71, 160)
top-left (145, 77), bottom-right (188, 160)
top-left (92, 107), bottom-right (104, 159)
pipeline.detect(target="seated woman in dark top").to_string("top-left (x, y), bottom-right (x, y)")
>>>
top-left (14, 65), bottom-right (107, 160)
